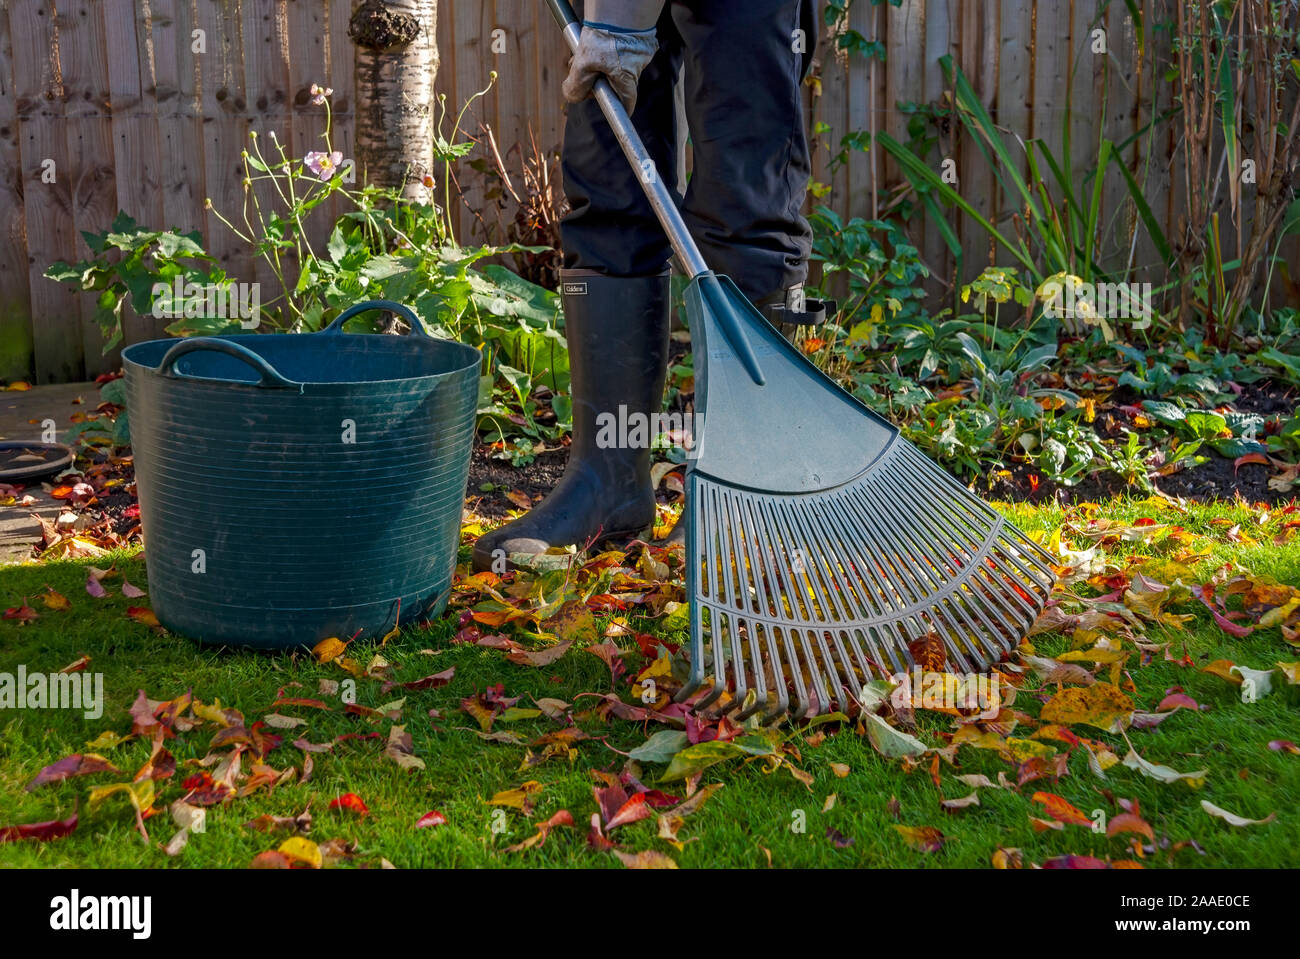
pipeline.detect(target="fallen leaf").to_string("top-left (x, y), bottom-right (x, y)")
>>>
top-left (862, 712), bottom-right (928, 758)
top-left (1106, 812), bottom-right (1155, 841)
top-left (504, 809), bottom-right (574, 852)
top-left (506, 641), bottom-right (573, 667)
top-left (415, 810), bottom-right (447, 829)
top-left (1122, 748), bottom-right (1207, 786)
top-left (329, 792), bottom-right (370, 816)
top-left (1040, 684), bottom-right (1134, 732)
top-left (612, 848), bottom-right (678, 869)
top-left (893, 824), bottom-right (948, 852)
top-left (41, 588), bottom-right (72, 611)
top-left (125, 606), bottom-right (160, 627)
top-left (0, 811), bottom-right (78, 843)
top-left (25, 754), bottom-right (120, 791)
top-left (383, 724), bottom-right (424, 772)
top-left (262, 713), bottom-right (307, 729)
top-left (488, 780), bottom-right (544, 814)
top-left (277, 836), bottom-right (323, 868)
top-left (1200, 800), bottom-right (1276, 827)
top-left (940, 792), bottom-right (981, 812)
top-left (1031, 791), bottom-right (1093, 827)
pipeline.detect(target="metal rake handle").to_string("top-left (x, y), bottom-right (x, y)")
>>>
top-left (544, 0), bottom-right (710, 280)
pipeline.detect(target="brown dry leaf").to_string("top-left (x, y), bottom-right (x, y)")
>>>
top-left (506, 641), bottom-right (573, 668)
top-left (262, 713), bottom-right (307, 729)
top-left (384, 724), bottom-right (424, 772)
top-left (673, 782), bottom-right (723, 819)
top-left (908, 632), bottom-right (948, 672)
top-left (940, 792), bottom-right (981, 812)
top-left (612, 849), bottom-right (678, 869)
top-left (1201, 800), bottom-right (1276, 827)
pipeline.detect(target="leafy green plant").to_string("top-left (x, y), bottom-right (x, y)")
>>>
top-left (45, 81), bottom-right (569, 454)
top-left (808, 207), bottom-right (929, 336)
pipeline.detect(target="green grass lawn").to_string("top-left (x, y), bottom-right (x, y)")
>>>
top-left (1, 497), bottom-right (1297, 868)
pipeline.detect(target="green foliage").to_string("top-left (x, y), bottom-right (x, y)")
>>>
top-left (44, 80), bottom-right (568, 457)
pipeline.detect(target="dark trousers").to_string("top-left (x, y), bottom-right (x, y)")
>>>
top-left (560, 0), bottom-right (818, 303)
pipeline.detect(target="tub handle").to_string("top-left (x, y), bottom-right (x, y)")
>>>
top-left (319, 299), bottom-right (429, 337)
top-left (156, 338), bottom-right (300, 389)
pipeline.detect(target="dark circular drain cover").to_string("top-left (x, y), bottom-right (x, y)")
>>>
top-left (0, 441), bottom-right (75, 484)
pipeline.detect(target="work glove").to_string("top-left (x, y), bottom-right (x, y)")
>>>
top-left (562, 1), bottom-right (665, 114)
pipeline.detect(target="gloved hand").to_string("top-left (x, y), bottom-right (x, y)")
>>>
top-left (562, 1), bottom-right (665, 114)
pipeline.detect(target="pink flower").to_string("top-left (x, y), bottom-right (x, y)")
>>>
top-left (310, 83), bottom-right (333, 105)
top-left (304, 150), bottom-right (343, 180)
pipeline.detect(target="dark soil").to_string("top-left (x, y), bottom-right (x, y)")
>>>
top-left (983, 455), bottom-right (1287, 507)
top-left (466, 443), bottom-right (569, 520)
top-left (466, 376), bottom-right (1299, 512)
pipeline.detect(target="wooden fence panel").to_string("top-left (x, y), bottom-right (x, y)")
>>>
top-left (0, 0), bottom-right (32, 381)
top-left (0, 0), bottom-right (1295, 382)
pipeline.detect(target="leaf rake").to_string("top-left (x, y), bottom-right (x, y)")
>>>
top-left (545, 0), bottom-right (1057, 720)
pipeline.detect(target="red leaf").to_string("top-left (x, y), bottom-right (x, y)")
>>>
top-left (4, 603), bottom-right (38, 623)
top-left (271, 697), bottom-right (331, 711)
top-left (606, 792), bottom-right (654, 830)
top-left (0, 811), bottom-right (78, 843)
top-left (1155, 692), bottom-right (1200, 712)
top-left (1042, 854), bottom-right (1111, 869)
top-left (329, 792), bottom-right (369, 816)
top-left (1235, 453), bottom-right (1271, 473)
top-left (1031, 792), bottom-right (1093, 827)
top-left (415, 809), bottom-right (447, 829)
top-left (26, 748), bottom-right (116, 790)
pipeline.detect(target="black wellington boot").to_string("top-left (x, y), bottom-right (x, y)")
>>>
top-left (472, 269), bottom-right (671, 572)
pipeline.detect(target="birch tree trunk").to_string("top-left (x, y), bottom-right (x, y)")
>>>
top-left (349, 0), bottom-right (438, 201)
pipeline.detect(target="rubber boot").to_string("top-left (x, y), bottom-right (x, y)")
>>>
top-left (472, 269), bottom-right (670, 572)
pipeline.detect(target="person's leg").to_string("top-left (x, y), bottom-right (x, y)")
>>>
top-left (560, 2), bottom-right (682, 275)
top-left (472, 8), bottom-right (683, 571)
top-left (671, 0), bottom-right (821, 314)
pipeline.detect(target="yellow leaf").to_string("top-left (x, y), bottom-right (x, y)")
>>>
top-left (41, 588), bottom-right (72, 610)
top-left (88, 779), bottom-right (155, 814)
top-left (278, 836), bottom-right (323, 869)
top-left (487, 781), bottom-right (543, 810)
top-left (312, 637), bottom-right (349, 664)
top-left (1040, 684), bottom-right (1134, 732)
top-left (1007, 738), bottom-right (1057, 762)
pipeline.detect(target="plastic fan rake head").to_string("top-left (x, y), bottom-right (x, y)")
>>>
top-left (673, 273), bottom-right (1057, 721)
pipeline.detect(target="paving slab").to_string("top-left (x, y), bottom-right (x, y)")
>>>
top-left (1, 382), bottom-right (99, 564)
top-left (0, 382), bottom-right (99, 442)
